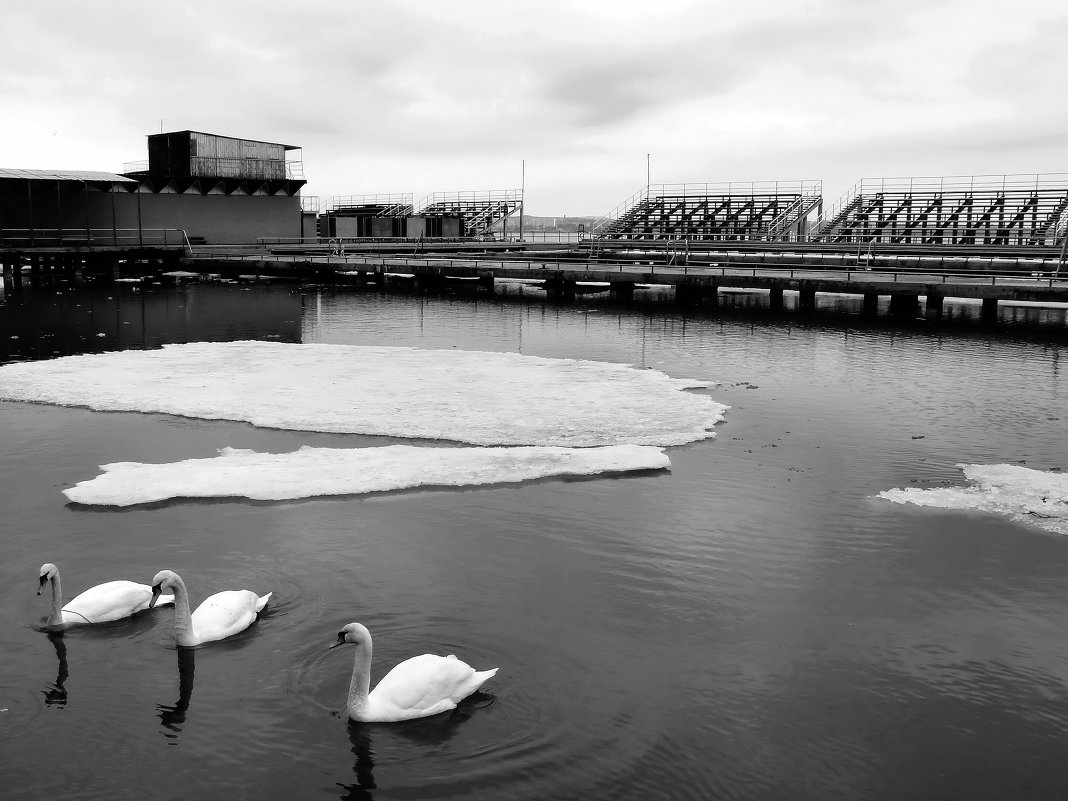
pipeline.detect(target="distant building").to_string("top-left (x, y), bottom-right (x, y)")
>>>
top-left (0, 130), bottom-right (306, 248)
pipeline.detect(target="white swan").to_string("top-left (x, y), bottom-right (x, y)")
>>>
top-left (37, 562), bottom-right (175, 627)
top-left (149, 569), bottom-right (271, 647)
top-left (330, 621), bottom-right (498, 723)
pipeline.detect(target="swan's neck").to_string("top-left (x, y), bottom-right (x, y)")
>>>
top-left (46, 572), bottom-right (64, 626)
top-left (347, 641), bottom-right (373, 718)
top-left (168, 576), bottom-right (196, 646)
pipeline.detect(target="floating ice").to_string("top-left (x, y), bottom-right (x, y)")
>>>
top-left (0, 341), bottom-right (725, 447)
top-left (62, 444), bottom-right (671, 506)
top-left (878, 464), bottom-right (1068, 535)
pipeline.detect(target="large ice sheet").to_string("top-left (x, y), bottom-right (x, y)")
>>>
top-left (62, 444), bottom-right (671, 506)
top-left (0, 341), bottom-right (726, 446)
top-left (878, 464), bottom-right (1068, 535)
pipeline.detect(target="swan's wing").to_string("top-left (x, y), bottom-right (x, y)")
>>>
top-left (63, 580), bottom-right (156, 623)
top-left (189, 590), bottom-right (262, 642)
top-left (370, 654), bottom-right (486, 715)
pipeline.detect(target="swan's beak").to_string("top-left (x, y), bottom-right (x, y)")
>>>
top-left (328, 632), bottom-right (347, 650)
top-left (37, 575), bottom-right (46, 596)
top-left (149, 583), bottom-right (163, 609)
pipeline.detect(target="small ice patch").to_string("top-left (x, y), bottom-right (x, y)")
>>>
top-left (62, 444), bottom-right (671, 506)
top-left (878, 463), bottom-right (1068, 535)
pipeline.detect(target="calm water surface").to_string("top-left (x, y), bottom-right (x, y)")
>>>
top-left (1, 278), bottom-right (1067, 800)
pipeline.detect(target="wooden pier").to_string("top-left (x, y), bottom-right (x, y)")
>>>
top-left (182, 250), bottom-right (1068, 323)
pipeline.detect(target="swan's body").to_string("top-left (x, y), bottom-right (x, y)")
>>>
top-left (37, 563), bottom-right (174, 627)
top-left (330, 621), bottom-right (498, 723)
top-left (149, 569), bottom-right (271, 647)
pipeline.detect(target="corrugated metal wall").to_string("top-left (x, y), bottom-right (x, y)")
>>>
top-left (148, 132), bottom-right (288, 180)
top-left (189, 132), bottom-right (286, 180)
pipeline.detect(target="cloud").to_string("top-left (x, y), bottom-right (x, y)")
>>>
top-left (1, 0), bottom-right (1065, 213)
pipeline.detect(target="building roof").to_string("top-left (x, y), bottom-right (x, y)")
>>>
top-left (0, 168), bottom-right (136, 182)
top-left (151, 130), bottom-right (301, 150)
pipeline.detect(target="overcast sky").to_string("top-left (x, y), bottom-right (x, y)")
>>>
top-left (2, 0), bottom-right (1065, 215)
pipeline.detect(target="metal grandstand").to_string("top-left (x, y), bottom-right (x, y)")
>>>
top-left (592, 181), bottom-right (824, 241)
top-left (812, 173), bottom-right (1068, 246)
top-left (414, 189), bottom-right (523, 238)
top-left (326, 193), bottom-right (414, 217)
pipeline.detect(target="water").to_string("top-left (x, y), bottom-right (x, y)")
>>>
top-left (2, 277), bottom-right (1068, 800)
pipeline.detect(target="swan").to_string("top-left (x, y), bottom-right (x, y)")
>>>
top-left (37, 562), bottom-right (175, 627)
top-left (329, 621), bottom-right (498, 723)
top-left (148, 569), bottom-right (271, 647)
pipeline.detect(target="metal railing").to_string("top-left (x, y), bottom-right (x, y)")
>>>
top-left (326, 194), bottom-right (414, 215)
top-left (0, 228), bottom-right (190, 248)
top-left (592, 180), bottom-right (824, 237)
top-left (811, 172), bottom-right (1068, 239)
top-left (118, 158), bottom-right (304, 180)
top-left (414, 189), bottom-right (522, 213)
top-left (182, 249), bottom-right (1068, 288)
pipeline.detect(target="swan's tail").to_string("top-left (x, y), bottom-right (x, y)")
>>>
top-left (473, 667), bottom-right (498, 687)
top-left (255, 592), bottom-right (273, 613)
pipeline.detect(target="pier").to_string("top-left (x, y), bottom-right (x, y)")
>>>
top-left (182, 249), bottom-right (1068, 323)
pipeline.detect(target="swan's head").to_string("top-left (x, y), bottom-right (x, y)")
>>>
top-left (149, 569), bottom-right (181, 608)
top-left (37, 563), bottom-right (58, 595)
top-left (329, 622), bottom-right (371, 650)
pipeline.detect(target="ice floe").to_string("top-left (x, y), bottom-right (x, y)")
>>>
top-left (62, 444), bottom-right (671, 506)
top-left (0, 341), bottom-right (725, 447)
top-left (878, 463), bottom-right (1068, 535)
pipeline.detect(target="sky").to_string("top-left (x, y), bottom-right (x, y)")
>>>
top-left (2, 0), bottom-right (1066, 215)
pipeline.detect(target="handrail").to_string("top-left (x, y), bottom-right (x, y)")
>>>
top-left (327, 193), bottom-right (414, 213)
top-left (0, 228), bottom-right (190, 248)
top-left (183, 249), bottom-right (1068, 284)
top-left (414, 189), bottom-right (522, 213)
top-left (593, 180), bottom-right (824, 238)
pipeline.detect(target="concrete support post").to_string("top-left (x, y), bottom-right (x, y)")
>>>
top-left (477, 274), bottom-right (495, 294)
top-left (544, 279), bottom-right (576, 301)
top-left (925, 293), bottom-right (944, 321)
top-left (609, 282), bottom-right (635, 302)
top-left (981, 297), bottom-right (999, 323)
top-left (862, 292), bottom-right (879, 316)
top-left (7, 258), bottom-right (23, 291)
top-left (769, 286), bottom-right (784, 312)
top-left (798, 289), bottom-right (817, 313)
top-left (413, 273), bottom-right (444, 293)
top-left (675, 283), bottom-right (703, 308)
top-left (706, 283), bottom-right (719, 309)
top-left (889, 294), bottom-right (919, 318)
top-left (2, 261), bottom-right (14, 294)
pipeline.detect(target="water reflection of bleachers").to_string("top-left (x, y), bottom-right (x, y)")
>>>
top-left (814, 174), bottom-right (1068, 245)
top-left (595, 182), bottom-right (823, 241)
top-left (414, 190), bottom-right (522, 238)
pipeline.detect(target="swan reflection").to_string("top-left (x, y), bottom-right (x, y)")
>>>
top-left (337, 722), bottom-right (377, 800)
top-left (336, 695), bottom-right (493, 800)
top-left (42, 632), bottom-right (68, 706)
top-left (157, 647), bottom-right (195, 741)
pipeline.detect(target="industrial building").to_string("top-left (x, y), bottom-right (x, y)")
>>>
top-left (0, 130), bottom-right (306, 248)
